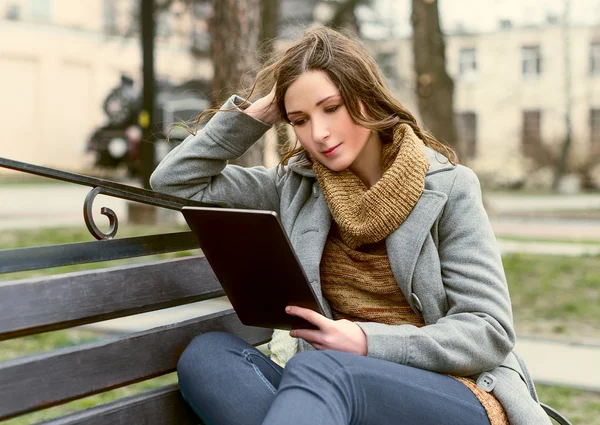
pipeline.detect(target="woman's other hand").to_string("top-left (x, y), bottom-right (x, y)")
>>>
top-left (245, 86), bottom-right (281, 125)
top-left (286, 306), bottom-right (368, 356)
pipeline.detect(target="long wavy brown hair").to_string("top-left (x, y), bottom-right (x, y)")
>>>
top-left (190, 25), bottom-right (457, 168)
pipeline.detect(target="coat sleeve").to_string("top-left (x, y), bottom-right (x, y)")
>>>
top-left (150, 95), bottom-right (282, 212)
top-left (356, 166), bottom-right (516, 376)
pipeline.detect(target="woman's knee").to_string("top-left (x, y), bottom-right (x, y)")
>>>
top-left (284, 350), bottom-right (350, 382)
top-left (177, 331), bottom-right (236, 378)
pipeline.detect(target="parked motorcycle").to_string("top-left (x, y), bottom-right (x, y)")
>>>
top-left (86, 75), bottom-right (210, 176)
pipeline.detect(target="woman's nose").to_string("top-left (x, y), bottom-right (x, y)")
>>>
top-left (311, 117), bottom-right (330, 143)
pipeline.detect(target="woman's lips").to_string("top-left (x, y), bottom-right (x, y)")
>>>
top-left (322, 143), bottom-right (341, 158)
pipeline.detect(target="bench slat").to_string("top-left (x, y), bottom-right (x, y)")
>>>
top-left (0, 310), bottom-right (272, 421)
top-left (0, 232), bottom-right (199, 274)
top-left (0, 256), bottom-right (223, 340)
top-left (37, 385), bottom-right (197, 425)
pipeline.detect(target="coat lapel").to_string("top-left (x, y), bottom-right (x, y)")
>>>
top-left (291, 184), bottom-right (333, 316)
top-left (386, 189), bottom-right (448, 302)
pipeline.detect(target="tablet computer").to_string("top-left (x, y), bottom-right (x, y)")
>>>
top-left (181, 206), bottom-right (325, 330)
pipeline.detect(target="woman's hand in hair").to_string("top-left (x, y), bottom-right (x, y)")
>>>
top-left (245, 86), bottom-right (281, 125)
top-left (286, 306), bottom-right (368, 356)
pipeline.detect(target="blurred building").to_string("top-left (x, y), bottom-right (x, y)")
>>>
top-left (0, 0), bottom-right (212, 171)
top-left (4, 1), bottom-right (598, 186)
top-left (373, 20), bottom-right (600, 186)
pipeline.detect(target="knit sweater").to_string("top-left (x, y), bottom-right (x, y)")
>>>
top-left (320, 223), bottom-right (425, 328)
top-left (320, 224), bottom-right (509, 425)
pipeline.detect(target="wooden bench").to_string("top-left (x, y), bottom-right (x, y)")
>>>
top-left (0, 158), bottom-right (272, 425)
top-left (0, 158), bottom-right (572, 425)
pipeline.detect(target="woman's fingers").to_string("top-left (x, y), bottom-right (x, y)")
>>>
top-left (286, 306), bottom-right (334, 346)
top-left (289, 328), bottom-right (322, 344)
top-left (286, 306), bottom-right (330, 329)
top-left (245, 87), bottom-right (281, 124)
top-left (285, 308), bottom-right (368, 355)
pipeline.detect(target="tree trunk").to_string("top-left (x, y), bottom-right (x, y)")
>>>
top-left (259, 0), bottom-right (292, 158)
top-left (259, 0), bottom-right (279, 60)
top-left (211, 0), bottom-right (263, 166)
top-left (411, 0), bottom-right (460, 158)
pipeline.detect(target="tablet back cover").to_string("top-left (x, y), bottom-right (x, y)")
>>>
top-left (182, 206), bottom-right (323, 330)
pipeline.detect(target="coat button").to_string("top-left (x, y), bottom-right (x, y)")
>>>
top-left (411, 294), bottom-right (423, 313)
top-left (312, 185), bottom-right (320, 198)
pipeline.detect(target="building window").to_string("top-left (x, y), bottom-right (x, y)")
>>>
top-left (591, 109), bottom-right (600, 156)
top-left (30, 0), bottom-right (52, 21)
top-left (591, 42), bottom-right (600, 76)
top-left (156, 12), bottom-right (172, 38)
top-left (377, 52), bottom-right (397, 81)
top-left (456, 112), bottom-right (477, 159)
top-left (458, 48), bottom-right (477, 78)
top-left (5, 3), bottom-right (22, 20)
top-left (103, 0), bottom-right (118, 35)
top-left (190, 3), bottom-right (211, 54)
top-left (522, 110), bottom-right (542, 155)
top-left (522, 45), bottom-right (541, 78)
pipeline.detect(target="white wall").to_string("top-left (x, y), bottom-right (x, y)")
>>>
top-left (389, 24), bottom-right (600, 169)
top-left (0, 1), bottom-right (211, 171)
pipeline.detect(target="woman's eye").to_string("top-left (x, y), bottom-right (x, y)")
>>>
top-left (292, 119), bottom-right (307, 126)
top-left (325, 105), bottom-right (340, 113)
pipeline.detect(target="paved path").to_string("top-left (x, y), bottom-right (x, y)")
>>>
top-left (516, 338), bottom-right (600, 392)
top-left (1, 184), bottom-right (599, 239)
top-left (485, 192), bottom-right (600, 213)
top-left (0, 184), bottom-right (130, 230)
top-left (491, 217), bottom-right (600, 241)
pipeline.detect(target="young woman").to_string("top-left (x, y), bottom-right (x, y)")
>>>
top-left (150, 26), bottom-right (551, 425)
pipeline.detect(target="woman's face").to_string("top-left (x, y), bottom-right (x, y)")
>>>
top-left (283, 70), bottom-right (377, 172)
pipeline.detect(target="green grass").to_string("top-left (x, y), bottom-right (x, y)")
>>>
top-left (0, 329), bottom-right (100, 362)
top-left (503, 253), bottom-right (600, 340)
top-left (485, 188), bottom-right (600, 197)
top-left (537, 384), bottom-right (600, 425)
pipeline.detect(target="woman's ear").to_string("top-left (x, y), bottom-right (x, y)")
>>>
top-left (358, 100), bottom-right (371, 120)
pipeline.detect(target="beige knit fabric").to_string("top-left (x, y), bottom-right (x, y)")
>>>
top-left (268, 329), bottom-right (299, 367)
top-left (454, 376), bottom-right (510, 425)
top-left (320, 224), bottom-right (426, 327)
top-left (312, 123), bottom-right (429, 249)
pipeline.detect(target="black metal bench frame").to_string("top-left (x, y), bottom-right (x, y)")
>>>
top-left (0, 157), bottom-right (572, 425)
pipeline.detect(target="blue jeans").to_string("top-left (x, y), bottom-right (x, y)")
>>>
top-left (177, 331), bottom-right (491, 425)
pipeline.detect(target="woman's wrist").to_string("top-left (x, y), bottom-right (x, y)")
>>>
top-left (244, 87), bottom-right (280, 125)
top-left (245, 100), bottom-right (279, 125)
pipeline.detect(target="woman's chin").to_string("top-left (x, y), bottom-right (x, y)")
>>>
top-left (317, 156), bottom-right (351, 172)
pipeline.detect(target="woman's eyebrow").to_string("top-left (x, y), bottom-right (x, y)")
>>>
top-left (287, 94), bottom-right (341, 116)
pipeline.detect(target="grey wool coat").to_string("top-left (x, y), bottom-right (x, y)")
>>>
top-left (150, 96), bottom-right (551, 425)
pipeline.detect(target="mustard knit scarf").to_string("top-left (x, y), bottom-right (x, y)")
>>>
top-left (312, 123), bottom-right (430, 248)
